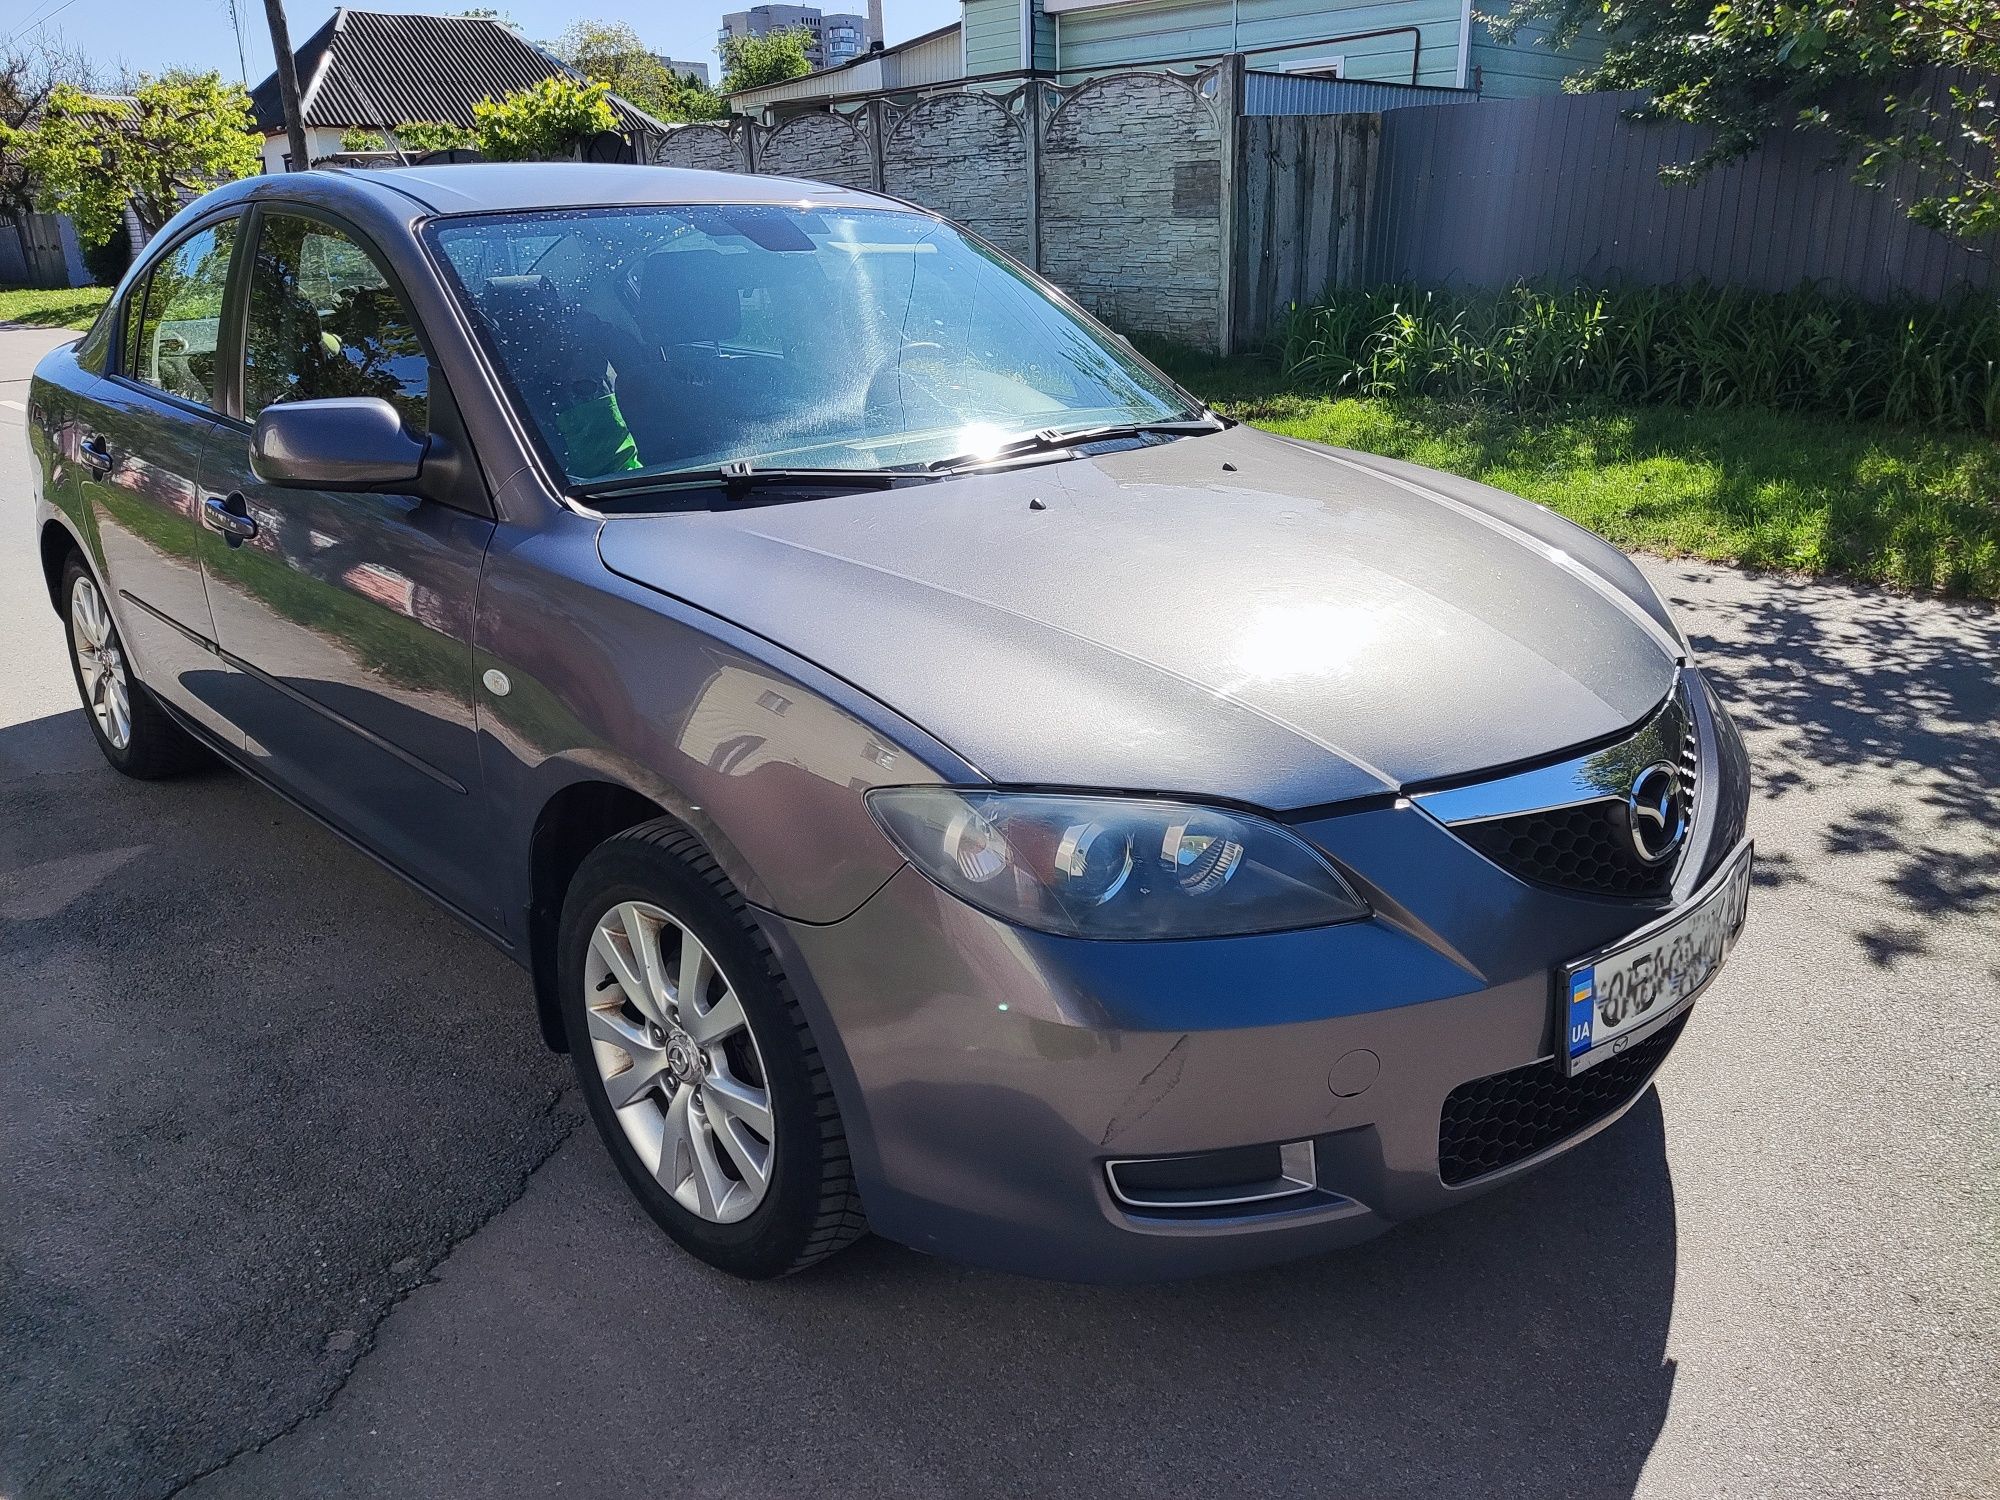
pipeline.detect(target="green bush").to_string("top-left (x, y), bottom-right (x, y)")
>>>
top-left (81, 231), bottom-right (130, 288)
top-left (1276, 283), bottom-right (2000, 434)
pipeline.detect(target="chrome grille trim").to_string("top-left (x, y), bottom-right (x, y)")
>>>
top-left (1413, 675), bottom-right (1702, 899)
top-left (1413, 677), bottom-right (1698, 831)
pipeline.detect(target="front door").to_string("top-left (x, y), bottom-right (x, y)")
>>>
top-left (196, 208), bottom-right (498, 925)
top-left (80, 215), bottom-right (244, 745)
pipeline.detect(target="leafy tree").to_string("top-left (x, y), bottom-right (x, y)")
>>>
top-left (1489, 0), bottom-right (2000, 242)
top-left (554, 20), bottom-right (672, 109)
top-left (661, 70), bottom-right (727, 123)
top-left (1, 72), bottom-right (260, 246)
top-left (391, 119), bottom-right (475, 153)
top-left (0, 39), bottom-right (109, 227)
top-left (339, 126), bottom-right (387, 153)
top-left (720, 27), bottom-right (813, 93)
top-left (553, 19), bottom-right (724, 123)
top-left (470, 75), bottom-right (617, 161)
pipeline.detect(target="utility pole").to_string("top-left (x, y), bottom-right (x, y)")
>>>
top-left (261, 0), bottom-right (311, 171)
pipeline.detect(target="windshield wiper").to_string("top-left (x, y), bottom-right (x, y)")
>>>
top-left (924, 415), bottom-right (1227, 475)
top-left (576, 461), bottom-right (939, 503)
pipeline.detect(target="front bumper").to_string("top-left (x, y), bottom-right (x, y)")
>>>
top-left (764, 672), bottom-right (1749, 1282)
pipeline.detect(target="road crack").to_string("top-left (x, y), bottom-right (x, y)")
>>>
top-left (159, 1085), bottom-right (582, 1498)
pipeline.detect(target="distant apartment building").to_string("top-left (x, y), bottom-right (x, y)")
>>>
top-left (655, 56), bottom-right (712, 85)
top-left (718, 1), bottom-right (882, 70)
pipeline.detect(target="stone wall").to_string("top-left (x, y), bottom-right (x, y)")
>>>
top-left (648, 65), bottom-right (1231, 349)
top-left (758, 113), bottom-right (876, 192)
top-left (1039, 73), bottom-right (1224, 343)
top-left (881, 93), bottom-right (1031, 263)
top-left (655, 123), bottom-right (748, 173)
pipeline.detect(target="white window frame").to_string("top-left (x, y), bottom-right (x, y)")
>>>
top-left (1269, 52), bottom-right (1344, 78)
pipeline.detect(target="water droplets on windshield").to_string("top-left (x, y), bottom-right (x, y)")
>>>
top-left (431, 204), bottom-right (1194, 488)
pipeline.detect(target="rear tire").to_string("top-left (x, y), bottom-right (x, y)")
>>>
top-left (60, 555), bottom-right (208, 780)
top-left (558, 819), bottom-right (867, 1278)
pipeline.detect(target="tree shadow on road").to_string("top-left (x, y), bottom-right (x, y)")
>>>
top-left (1660, 572), bottom-right (2000, 969)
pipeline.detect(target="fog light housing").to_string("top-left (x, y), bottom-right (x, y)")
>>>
top-left (1105, 1140), bottom-right (1316, 1211)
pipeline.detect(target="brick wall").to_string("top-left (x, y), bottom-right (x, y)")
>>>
top-left (881, 93), bottom-right (1031, 263)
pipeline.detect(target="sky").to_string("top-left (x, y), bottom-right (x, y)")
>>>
top-left (1, 0), bottom-right (962, 89)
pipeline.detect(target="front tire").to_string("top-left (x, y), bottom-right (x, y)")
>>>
top-left (60, 555), bottom-right (207, 779)
top-left (557, 820), bottom-right (867, 1278)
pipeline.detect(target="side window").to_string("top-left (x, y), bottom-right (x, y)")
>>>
top-left (127, 220), bottom-right (237, 407)
top-left (120, 271), bottom-right (151, 378)
top-left (243, 213), bottom-right (427, 430)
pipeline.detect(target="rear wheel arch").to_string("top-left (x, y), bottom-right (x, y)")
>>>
top-left (39, 518), bottom-right (85, 611)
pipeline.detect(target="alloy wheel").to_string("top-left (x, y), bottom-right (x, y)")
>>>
top-left (582, 900), bottom-right (777, 1224)
top-left (70, 576), bottom-right (131, 751)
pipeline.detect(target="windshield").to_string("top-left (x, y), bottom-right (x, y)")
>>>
top-left (428, 204), bottom-right (1199, 488)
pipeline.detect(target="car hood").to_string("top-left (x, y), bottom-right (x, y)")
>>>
top-left (597, 426), bottom-right (1683, 810)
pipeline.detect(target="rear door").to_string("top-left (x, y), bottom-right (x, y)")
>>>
top-left (195, 205), bottom-right (499, 924)
top-left (80, 213), bottom-right (246, 745)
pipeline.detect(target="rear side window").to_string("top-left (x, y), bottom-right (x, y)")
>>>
top-left (242, 213), bottom-right (428, 431)
top-left (126, 220), bottom-right (237, 407)
top-left (120, 272), bottom-right (148, 376)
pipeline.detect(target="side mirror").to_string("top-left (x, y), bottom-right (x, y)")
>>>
top-left (251, 397), bottom-right (426, 491)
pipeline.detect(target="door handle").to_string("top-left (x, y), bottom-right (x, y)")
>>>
top-left (202, 493), bottom-right (258, 545)
top-left (80, 434), bottom-right (111, 470)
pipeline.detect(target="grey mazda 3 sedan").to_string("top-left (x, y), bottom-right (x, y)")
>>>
top-left (26, 165), bottom-right (1751, 1281)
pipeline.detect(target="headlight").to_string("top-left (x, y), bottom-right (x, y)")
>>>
top-left (866, 788), bottom-right (1369, 939)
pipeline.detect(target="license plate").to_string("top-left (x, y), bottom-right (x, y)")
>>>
top-left (1560, 842), bottom-right (1753, 1075)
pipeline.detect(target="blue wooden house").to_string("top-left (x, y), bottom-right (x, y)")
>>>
top-left (727, 0), bottom-right (1594, 116)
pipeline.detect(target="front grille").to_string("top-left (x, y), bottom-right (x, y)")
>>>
top-left (1437, 1012), bottom-right (1690, 1186)
top-left (1448, 690), bottom-right (1698, 901)
top-left (1454, 800), bottom-right (1677, 898)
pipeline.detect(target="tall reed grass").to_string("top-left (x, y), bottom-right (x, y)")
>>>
top-left (1275, 283), bottom-right (2000, 434)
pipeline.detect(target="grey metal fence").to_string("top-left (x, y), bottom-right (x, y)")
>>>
top-left (1361, 88), bottom-right (1995, 302)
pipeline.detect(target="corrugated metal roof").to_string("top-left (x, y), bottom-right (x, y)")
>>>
top-left (1244, 71), bottom-right (1476, 116)
top-left (727, 21), bottom-right (961, 104)
top-left (250, 8), bottom-right (659, 134)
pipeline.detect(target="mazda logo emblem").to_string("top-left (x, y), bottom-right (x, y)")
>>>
top-left (1626, 762), bottom-right (1687, 864)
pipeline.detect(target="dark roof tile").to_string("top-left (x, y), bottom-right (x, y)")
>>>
top-left (250, 8), bottom-right (659, 135)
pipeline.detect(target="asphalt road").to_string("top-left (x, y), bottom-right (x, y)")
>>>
top-left (1, 322), bottom-right (1994, 1500)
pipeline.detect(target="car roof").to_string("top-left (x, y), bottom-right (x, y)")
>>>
top-left (262, 162), bottom-right (908, 218)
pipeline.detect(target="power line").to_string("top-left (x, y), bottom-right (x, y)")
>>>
top-left (1, 0), bottom-right (83, 50)
top-left (0, 0), bottom-right (62, 46)
top-left (224, 0), bottom-right (249, 82)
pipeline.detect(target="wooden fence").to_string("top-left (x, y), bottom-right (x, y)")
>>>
top-left (1233, 114), bottom-right (1379, 344)
top-left (0, 213), bottom-right (87, 290)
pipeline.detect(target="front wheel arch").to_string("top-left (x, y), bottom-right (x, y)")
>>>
top-left (525, 779), bottom-right (677, 1051)
top-left (556, 816), bottom-right (869, 1276)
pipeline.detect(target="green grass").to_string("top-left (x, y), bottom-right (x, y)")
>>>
top-left (0, 285), bottom-right (110, 330)
top-left (1274, 282), bottom-right (2000, 435)
top-left (1150, 347), bottom-right (2000, 600)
